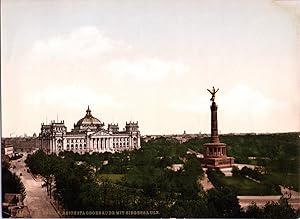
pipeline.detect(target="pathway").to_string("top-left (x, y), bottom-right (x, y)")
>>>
top-left (10, 154), bottom-right (59, 218)
top-left (199, 173), bottom-right (214, 191)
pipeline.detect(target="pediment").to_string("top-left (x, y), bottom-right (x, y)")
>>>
top-left (91, 129), bottom-right (111, 137)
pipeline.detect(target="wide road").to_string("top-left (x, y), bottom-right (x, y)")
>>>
top-left (10, 154), bottom-right (59, 218)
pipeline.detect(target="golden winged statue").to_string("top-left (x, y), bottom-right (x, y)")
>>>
top-left (207, 86), bottom-right (219, 102)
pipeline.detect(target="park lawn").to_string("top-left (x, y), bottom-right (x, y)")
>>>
top-left (264, 172), bottom-right (300, 192)
top-left (98, 174), bottom-right (125, 183)
top-left (218, 175), bottom-right (281, 196)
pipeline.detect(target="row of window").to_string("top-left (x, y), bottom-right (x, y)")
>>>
top-left (66, 139), bottom-right (85, 143)
top-left (57, 144), bottom-right (135, 152)
top-left (54, 127), bottom-right (65, 132)
top-left (64, 137), bottom-right (137, 143)
top-left (66, 144), bottom-right (87, 150)
top-left (57, 139), bottom-right (137, 150)
top-left (113, 142), bottom-right (129, 146)
top-left (113, 137), bottom-right (129, 142)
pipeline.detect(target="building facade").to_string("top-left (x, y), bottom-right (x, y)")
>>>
top-left (39, 106), bottom-right (141, 154)
top-left (1, 140), bottom-right (14, 158)
top-left (3, 137), bottom-right (40, 153)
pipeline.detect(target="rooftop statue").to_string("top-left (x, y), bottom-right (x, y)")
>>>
top-left (207, 86), bottom-right (219, 102)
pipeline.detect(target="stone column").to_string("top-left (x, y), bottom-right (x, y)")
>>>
top-left (86, 136), bottom-right (89, 152)
top-left (210, 101), bottom-right (220, 143)
top-left (129, 137), bottom-right (132, 149)
top-left (86, 138), bottom-right (92, 152)
top-left (137, 135), bottom-right (141, 149)
top-left (110, 138), bottom-right (113, 151)
top-left (52, 138), bottom-right (55, 154)
top-left (49, 139), bottom-right (52, 154)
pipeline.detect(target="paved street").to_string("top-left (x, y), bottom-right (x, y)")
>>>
top-left (10, 154), bottom-right (59, 218)
top-left (199, 174), bottom-right (214, 191)
top-left (238, 186), bottom-right (300, 210)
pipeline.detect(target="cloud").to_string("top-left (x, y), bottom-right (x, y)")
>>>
top-left (169, 96), bottom-right (208, 113)
top-left (169, 84), bottom-right (287, 114)
top-left (29, 26), bottom-right (127, 63)
top-left (220, 84), bottom-right (287, 113)
top-left (24, 26), bottom-right (189, 83)
top-left (20, 26), bottom-right (131, 85)
top-left (28, 85), bottom-right (123, 109)
top-left (107, 58), bottom-right (189, 81)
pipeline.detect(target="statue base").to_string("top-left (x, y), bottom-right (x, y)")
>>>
top-left (202, 142), bottom-right (234, 168)
top-left (201, 156), bottom-right (234, 168)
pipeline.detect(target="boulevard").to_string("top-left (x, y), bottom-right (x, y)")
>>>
top-left (10, 153), bottom-right (59, 218)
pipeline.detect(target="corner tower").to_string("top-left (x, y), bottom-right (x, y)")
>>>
top-left (125, 121), bottom-right (141, 150)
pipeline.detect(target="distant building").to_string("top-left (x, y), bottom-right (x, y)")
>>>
top-left (39, 106), bottom-right (141, 154)
top-left (2, 137), bottom-right (40, 153)
top-left (167, 164), bottom-right (184, 172)
top-left (1, 141), bottom-right (14, 158)
top-left (142, 133), bottom-right (202, 143)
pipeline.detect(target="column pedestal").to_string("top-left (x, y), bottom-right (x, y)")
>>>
top-left (202, 101), bottom-right (234, 168)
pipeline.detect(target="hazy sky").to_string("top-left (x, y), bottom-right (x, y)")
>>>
top-left (2, 0), bottom-right (300, 137)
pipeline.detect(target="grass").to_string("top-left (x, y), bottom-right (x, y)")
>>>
top-left (216, 175), bottom-right (281, 196)
top-left (98, 174), bottom-right (125, 183)
top-left (264, 172), bottom-right (300, 192)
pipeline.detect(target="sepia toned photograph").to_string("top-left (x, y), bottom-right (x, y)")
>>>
top-left (1, 0), bottom-right (300, 218)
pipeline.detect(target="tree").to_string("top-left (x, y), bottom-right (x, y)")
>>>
top-left (263, 197), bottom-right (296, 219)
top-left (167, 198), bottom-right (209, 218)
top-left (243, 202), bottom-right (263, 218)
top-left (207, 187), bottom-right (241, 218)
top-left (2, 167), bottom-right (26, 201)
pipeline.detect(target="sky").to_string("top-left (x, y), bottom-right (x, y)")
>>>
top-left (1, 0), bottom-right (300, 137)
